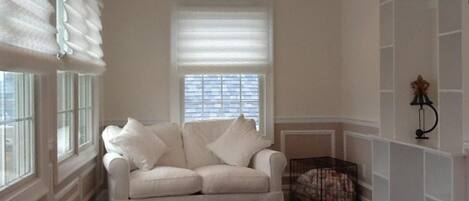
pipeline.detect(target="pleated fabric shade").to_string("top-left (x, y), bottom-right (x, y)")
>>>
top-left (0, 0), bottom-right (58, 73)
top-left (57, 0), bottom-right (105, 74)
top-left (174, 0), bottom-right (273, 75)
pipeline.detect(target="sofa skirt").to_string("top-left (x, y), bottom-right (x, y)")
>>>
top-left (126, 191), bottom-right (284, 201)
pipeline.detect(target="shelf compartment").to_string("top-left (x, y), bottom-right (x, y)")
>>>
top-left (439, 92), bottom-right (463, 154)
top-left (380, 47), bottom-right (394, 90)
top-left (425, 152), bottom-right (452, 201)
top-left (390, 142), bottom-right (424, 201)
top-left (439, 32), bottom-right (462, 90)
top-left (425, 195), bottom-right (442, 201)
top-left (380, 92), bottom-right (395, 139)
top-left (438, 0), bottom-right (462, 34)
top-left (373, 140), bottom-right (390, 178)
top-left (380, 0), bottom-right (392, 6)
top-left (380, 2), bottom-right (394, 47)
top-left (373, 174), bottom-right (390, 201)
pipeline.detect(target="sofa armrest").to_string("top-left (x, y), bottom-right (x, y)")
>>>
top-left (251, 149), bottom-right (287, 192)
top-left (103, 153), bottom-right (130, 201)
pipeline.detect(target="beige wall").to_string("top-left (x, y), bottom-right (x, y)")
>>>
top-left (340, 0), bottom-right (380, 122)
top-left (339, 3), bottom-right (380, 199)
top-left (102, 0), bottom-right (172, 122)
top-left (102, 0), bottom-right (343, 123)
top-left (274, 0), bottom-right (341, 117)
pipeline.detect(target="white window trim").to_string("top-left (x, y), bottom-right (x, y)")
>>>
top-left (56, 75), bottom-right (100, 184)
top-left (169, 0), bottom-right (275, 143)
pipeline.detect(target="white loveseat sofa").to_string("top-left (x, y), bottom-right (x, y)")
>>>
top-left (102, 119), bottom-right (287, 201)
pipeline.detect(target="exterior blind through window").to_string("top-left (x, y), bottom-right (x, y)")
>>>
top-left (184, 74), bottom-right (262, 129)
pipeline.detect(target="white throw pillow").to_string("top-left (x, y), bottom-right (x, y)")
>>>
top-left (207, 115), bottom-right (271, 167)
top-left (110, 118), bottom-right (168, 171)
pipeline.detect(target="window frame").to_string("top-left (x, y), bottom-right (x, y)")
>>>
top-left (170, 0), bottom-right (274, 142)
top-left (78, 75), bottom-right (94, 149)
top-left (57, 73), bottom-right (96, 163)
top-left (56, 72), bottom-right (76, 162)
top-left (0, 74), bottom-right (51, 201)
top-left (55, 73), bottom-right (99, 184)
top-left (0, 72), bottom-right (36, 192)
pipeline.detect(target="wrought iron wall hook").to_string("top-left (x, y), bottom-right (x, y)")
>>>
top-left (410, 75), bottom-right (439, 139)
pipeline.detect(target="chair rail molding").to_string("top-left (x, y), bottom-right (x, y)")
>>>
top-left (275, 116), bottom-right (379, 128)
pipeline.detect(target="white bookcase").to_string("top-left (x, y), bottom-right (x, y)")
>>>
top-left (379, 0), bottom-right (395, 141)
top-left (376, 0), bottom-right (467, 200)
top-left (379, 0), bottom-right (465, 153)
top-left (372, 138), bottom-right (465, 201)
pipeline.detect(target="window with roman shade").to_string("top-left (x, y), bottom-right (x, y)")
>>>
top-left (172, 0), bottom-right (274, 140)
top-left (0, 0), bottom-right (57, 191)
top-left (57, 0), bottom-right (105, 74)
top-left (56, 0), bottom-right (103, 162)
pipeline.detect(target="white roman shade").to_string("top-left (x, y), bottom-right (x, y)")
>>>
top-left (0, 0), bottom-right (58, 73)
top-left (57, 0), bottom-right (105, 74)
top-left (174, 0), bottom-right (273, 74)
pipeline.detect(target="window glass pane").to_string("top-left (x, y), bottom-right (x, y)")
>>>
top-left (78, 75), bottom-right (92, 146)
top-left (57, 72), bottom-right (74, 159)
top-left (0, 72), bottom-right (35, 190)
top-left (184, 74), bottom-right (262, 129)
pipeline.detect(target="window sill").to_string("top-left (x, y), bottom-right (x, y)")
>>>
top-left (57, 146), bottom-right (97, 183)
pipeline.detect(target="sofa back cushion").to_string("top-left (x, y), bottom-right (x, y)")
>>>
top-left (147, 123), bottom-right (187, 168)
top-left (182, 119), bottom-right (234, 169)
top-left (102, 122), bottom-right (187, 169)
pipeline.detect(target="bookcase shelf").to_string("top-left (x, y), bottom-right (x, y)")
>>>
top-left (380, 92), bottom-right (394, 140)
top-left (439, 32), bottom-right (462, 90)
top-left (438, 0), bottom-right (462, 34)
top-left (373, 139), bottom-right (389, 178)
top-left (380, 2), bottom-right (394, 47)
top-left (380, 47), bottom-right (394, 90)
top-left (425, 151), bottom-right (452, 201)
top-left (373, 174), bottom-right (390, 201)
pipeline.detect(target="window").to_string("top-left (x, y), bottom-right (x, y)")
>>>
top-left (173, 0), bottom-right (273, 138)
top-left (78, 75), bottom-right (93, 146)
top-left (0, 72), bottom-right (34, 190)
top-left (57, 72), bottom-right (74, 159)
top-left (184, 74), bottom-right (263, 130)
top-left (57, 72), bottom-right (94, 161)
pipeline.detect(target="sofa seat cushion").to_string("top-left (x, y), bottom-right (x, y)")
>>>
top-left (129, 166), bottom-right (202, 199)
top-left (195, 165), bottom-right (269, 194)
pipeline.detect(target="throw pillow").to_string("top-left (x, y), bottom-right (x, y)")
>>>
top-left (207, 115), bottom-right (271, 167)
top-left (109, 118), bottom-right (168, 171)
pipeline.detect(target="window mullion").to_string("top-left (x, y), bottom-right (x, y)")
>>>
top-left (202, 75), bottom-right (205, 117)
top-left (221, 75), bottom-right (224, 118)
top-left (1, 72), bottom-right (5, 185)
top-left (73, 74), bottom-right (79, 155)
top-left (239, 75), bottom-right (243, 115)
